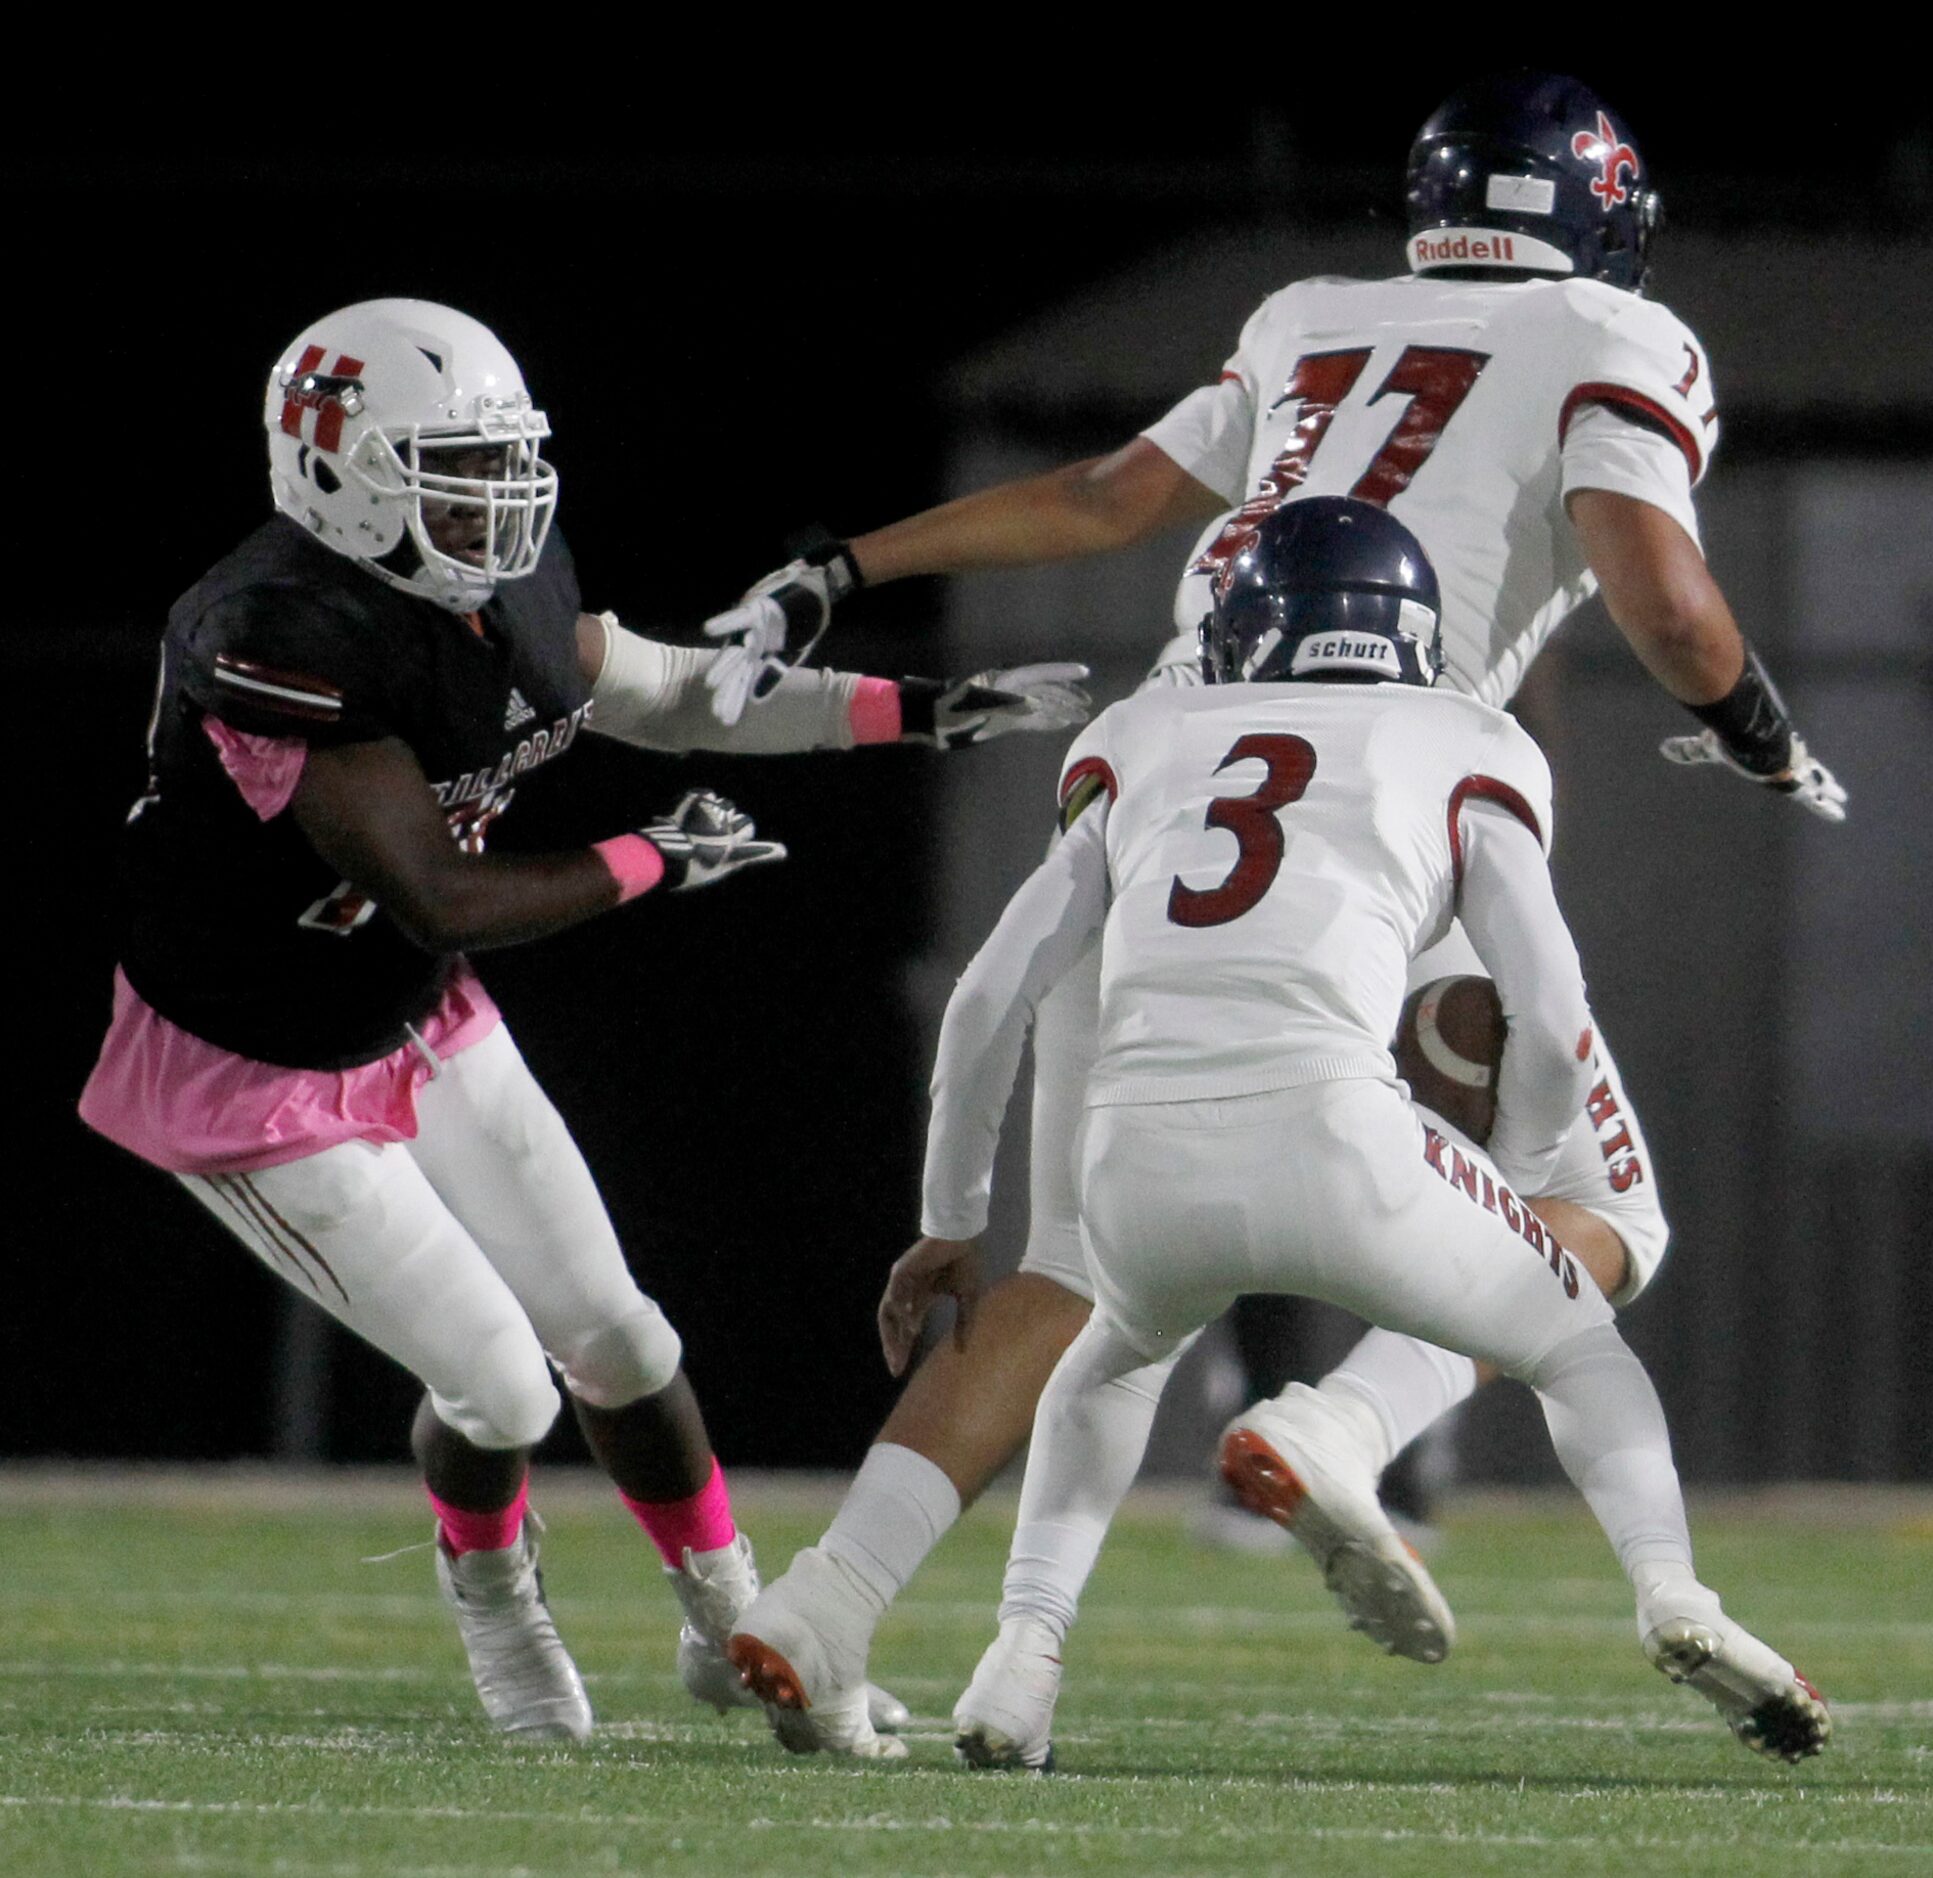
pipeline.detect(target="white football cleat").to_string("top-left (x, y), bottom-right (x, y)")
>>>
top-left (667, 1531), bottom-right (765, 1715)
top-left (726, 1545), bottom-right (907, 1759)
top-left (953, 1615), bottom-right (1063, 1772)
top-left (436, 1525), bottom-right (593, 1743)
top-left (1219, 1384), bottom-right (1455, 1665)
top-left (1639, 1578), bottom-right (1830, 1764)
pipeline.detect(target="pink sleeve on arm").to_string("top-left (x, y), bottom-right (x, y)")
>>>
top-left (203, 719), bottom-right (308, 821)
top-left (848, 677), bottom-right (903, 746)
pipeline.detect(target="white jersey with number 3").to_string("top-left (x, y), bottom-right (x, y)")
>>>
top-left (1145, 273), bottom-right (1718, 704)
top-left (1060, 683), bottom-right (1555, 1103)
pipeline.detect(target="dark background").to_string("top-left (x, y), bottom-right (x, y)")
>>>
top-left (12, 72), bottom-right (1929, 1476)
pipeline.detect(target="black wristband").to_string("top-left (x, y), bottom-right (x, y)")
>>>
top-left (785, 522), bottom-right (864, 595)
top-left (896, 676), bottom-right (943, 742)
top-left (1686, 642), bottom-right (1794, 777)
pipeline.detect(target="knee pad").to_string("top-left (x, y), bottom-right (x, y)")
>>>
top-left (428, 1332), bottom-right (561, 1451)
top-left (557, 1297), bottom-right (684, 1409)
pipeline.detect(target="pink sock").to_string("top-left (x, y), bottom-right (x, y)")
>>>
top-left (428, 1478), bottom-right (529, 1556)
top-left (619, 1457), bottom-right (736, 1566)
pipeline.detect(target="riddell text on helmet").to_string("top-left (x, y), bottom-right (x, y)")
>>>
top-left (1412, 233), bottom-right (1520, 265)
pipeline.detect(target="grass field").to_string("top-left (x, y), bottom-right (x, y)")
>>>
top-left (1, 1469), bottom-right (1927, 1877)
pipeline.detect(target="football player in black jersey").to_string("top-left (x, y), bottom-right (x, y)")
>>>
top-left (78, 298), bottom-right (1090, 1747)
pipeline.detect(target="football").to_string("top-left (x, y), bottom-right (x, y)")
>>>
top-left (1393, 974), bottom-right (1505, 1145)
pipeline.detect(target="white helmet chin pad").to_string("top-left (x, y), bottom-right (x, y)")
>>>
top-left (264, 298), bottom-right (557, 612)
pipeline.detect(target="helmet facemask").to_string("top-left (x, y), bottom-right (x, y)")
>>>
top-left (343, 408), bottom-right (556, 612)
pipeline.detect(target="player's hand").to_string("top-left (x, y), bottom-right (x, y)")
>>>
top-left (1659, 727), bottom-right (1848, 824)
top-left (639, 790), bottom-right (787, 890)
top-left (878, 1235), bottom-right (984, 1376)
top-left (702, 545), bottom-right (862, 727)
top-left (900, 664), bottom-right (1093, 750)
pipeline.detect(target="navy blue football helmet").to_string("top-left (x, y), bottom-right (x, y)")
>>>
top-left (1405, 72), bottom-right (1662, 293)
top-left (1199, 497), bottom-right (1444, 688)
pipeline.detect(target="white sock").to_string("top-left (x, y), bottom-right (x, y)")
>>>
top-left (820, 1441), bottom-right (962, 1617)
top-left (998, 1320), bottom-right (1179, 1641)
top-left (1532, 1323), bottom-right (1694, 1580)
top-left (1318, 1328), bottom-right (1478, 1473)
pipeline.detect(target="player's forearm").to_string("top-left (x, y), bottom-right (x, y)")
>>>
top-left (589, 616), bottom-right (881, 754)
top-left (291, 736), bottom-right (666, 953)
top-left (849, 440), bottom-right (1221, 586)
top-left (1568, 487), bottom-right (1744, 705)
top-left (381, 848), bottom-right (642, 953)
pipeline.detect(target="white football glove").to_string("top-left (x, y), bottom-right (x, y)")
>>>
top-left (1659, 727), bottom-right (1848, 824)
top-left (639, 790), bottom-right (787, 890)
top-left (901, 663), bottom-right (1093, 750)
top-left (702, 549), bottom-right (861, 727)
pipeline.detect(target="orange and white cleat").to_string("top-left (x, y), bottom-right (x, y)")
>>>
top-left (726, 1546), bottom-right (907, 1760)
top-left (1219, 1384), bottom-right (1456, 1664)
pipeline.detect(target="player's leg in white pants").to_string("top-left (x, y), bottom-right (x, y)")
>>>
top-left (734, 942), bottom-right (1151, 1755)
top-left (181, 1130), bottom-right (565, 1457)
top-left (183, 1026), bottom-right (687, 1456)
top-left (404, 1026), bottom-right (685, 1432)
top-left (963, 1081), bottom-right (1776, 1765)
top-left (1309, 922), bottom-right (1671, 1479)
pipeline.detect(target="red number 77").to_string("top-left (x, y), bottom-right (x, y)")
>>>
top-left (1192, 344), bottom-right (1490, 582)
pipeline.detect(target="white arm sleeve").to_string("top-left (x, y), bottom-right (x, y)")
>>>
top-left (1454, 802), bottom-right (1594, 1195)
top-left (588, 613), bottom-right (865, 755)
top-left (1560, 401), bottom-right (1704, 550)
top-left (921, 808), bottom-right (1110, 1239)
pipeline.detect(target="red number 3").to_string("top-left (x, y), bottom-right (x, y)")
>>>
top-left (1167, 734), bottom-right (1318, 928)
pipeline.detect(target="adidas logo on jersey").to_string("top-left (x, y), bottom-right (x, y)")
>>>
top-left (504, 688), bottom-right (536, 730)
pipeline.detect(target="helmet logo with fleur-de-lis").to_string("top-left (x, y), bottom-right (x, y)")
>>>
top-left (1572, 111), bottom-right (1640, 210)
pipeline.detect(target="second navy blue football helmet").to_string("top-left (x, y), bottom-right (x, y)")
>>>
top-left (1199, 497), bottom-right (1444, 688)
top-left (1405, 72), bottom-right (1662, 293)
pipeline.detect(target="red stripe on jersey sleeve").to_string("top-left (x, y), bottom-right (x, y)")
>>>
top-left (1059, 756), bottom-right (1119, 806)
top-left (1447, 774), bottom-right (1544, 892)
top-left (1559, 382), bottom-right (1704, 482)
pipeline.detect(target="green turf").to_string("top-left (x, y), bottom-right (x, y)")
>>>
top-left (1, 1472), bottom-right (1927, 1877)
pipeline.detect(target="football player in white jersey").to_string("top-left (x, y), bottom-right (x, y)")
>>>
top-left (827, 499), bottom-right (1825, 1770)
top-left (709, 74), bottom-right (1845, 1757)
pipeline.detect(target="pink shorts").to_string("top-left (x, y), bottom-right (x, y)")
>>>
top-left (78, 966), bottom-right (501, 1175)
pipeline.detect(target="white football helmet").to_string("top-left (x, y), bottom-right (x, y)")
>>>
top-left (264, 299), bottom-right (557, 612)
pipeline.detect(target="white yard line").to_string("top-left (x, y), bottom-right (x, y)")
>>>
top-left (3, 1792), bottom-right (1930, 1857)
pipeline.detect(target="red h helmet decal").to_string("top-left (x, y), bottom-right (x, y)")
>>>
top-left (1572, 111), bottom-right (1639, 210)
top-left (278, 345), bottom-right (367, 453)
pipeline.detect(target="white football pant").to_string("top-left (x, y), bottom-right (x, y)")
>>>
top-left (999, 1078), bottom-right (1692, 1637)
top-left (1019, 923), bottom-right (1668, 1306)
top-left (178, 1024), bottom-right (683, 1450)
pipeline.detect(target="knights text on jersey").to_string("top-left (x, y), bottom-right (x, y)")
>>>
top-left (119, 517), bottom-right (592, 1069)
top-left (1059, 683), bottom-right (1553, 1104)
top-left (1145, 273), bottom-right (1718, 707)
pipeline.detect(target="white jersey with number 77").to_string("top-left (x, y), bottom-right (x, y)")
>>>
top-left (1145, 273), bottom-right (1718, 706)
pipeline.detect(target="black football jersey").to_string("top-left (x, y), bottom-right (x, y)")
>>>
top-left (120, 516), bottom-right (592, 1068)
